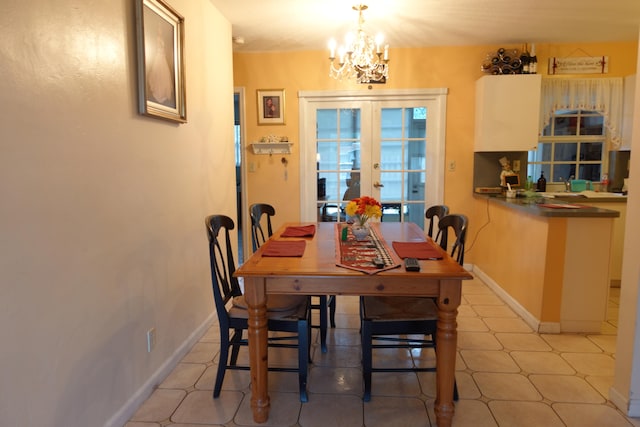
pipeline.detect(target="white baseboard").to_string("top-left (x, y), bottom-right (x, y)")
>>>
top-left (104, 312), bottom-right (215, 427)
top-left (472, 266), bottom-right (556, 333)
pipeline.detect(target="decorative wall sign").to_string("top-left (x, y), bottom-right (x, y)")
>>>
top-left (549, 56), bottom-right (609, 75)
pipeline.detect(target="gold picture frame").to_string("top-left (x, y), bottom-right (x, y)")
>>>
top-left (135, 0), bottom-right (187, 123)
top-left (257, 89), bottom-right (285, 125)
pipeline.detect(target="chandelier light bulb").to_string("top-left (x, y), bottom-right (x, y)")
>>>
top-left (327, 4), bottom-right (389, 84)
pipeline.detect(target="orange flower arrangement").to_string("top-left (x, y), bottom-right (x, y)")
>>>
top-left (345, 196), bottom-right (382, 226)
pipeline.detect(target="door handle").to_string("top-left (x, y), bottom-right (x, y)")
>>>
top-left (373, 181), bottom-right (384, 188)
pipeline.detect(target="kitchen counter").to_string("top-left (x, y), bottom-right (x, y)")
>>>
top-left (471, 193), bottom-right (618, 333)
top-left (475, 194), bottom-right (621, 218)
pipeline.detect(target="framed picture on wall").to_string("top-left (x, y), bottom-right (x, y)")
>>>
top-left (257, 89), bottom-right (285, 125)
top-left (135, 0), bottom-right (187, 123)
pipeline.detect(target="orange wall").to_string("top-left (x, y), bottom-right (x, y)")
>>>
top-left (233, 41), bottom-right (637, 261)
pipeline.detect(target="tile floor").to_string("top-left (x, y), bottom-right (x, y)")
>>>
top-left (125, 275), bottom-right (639, 427)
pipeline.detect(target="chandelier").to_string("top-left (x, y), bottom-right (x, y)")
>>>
top-left (328, 4), bottom-right (389, 84)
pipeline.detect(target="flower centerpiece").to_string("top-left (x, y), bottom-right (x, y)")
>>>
top-left (345, 196), bottom-right (382, 240)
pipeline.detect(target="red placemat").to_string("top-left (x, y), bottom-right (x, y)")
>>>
top-left (262, 240), bottom-right (306, 257)
top-left (335, 223), bottom-right (401, 274)
top-left (281, 224), bottom-right (316, 237)
top-left (392, 240), bottom-right (443, 260)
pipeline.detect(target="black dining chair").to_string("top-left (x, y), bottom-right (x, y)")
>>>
top-left (249, 203), bottom-right (336, 353)
top-left (359, 213), bottom-right (468, 401)
top-left (205, 214), bottom-right (311, 402)
top-left (425, 204), bottom-right (449, 241)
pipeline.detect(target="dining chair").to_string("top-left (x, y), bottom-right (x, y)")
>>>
top-left (205, 214), bottom-right (311, 402)
top-left (359, 213), bottom-right (468, 401)
top-left (437, 213), bottom-right (468, 265)
top-left (249, 203), bottom-right (336, 352)
top-left (425, 204), bottom-right (449, 241)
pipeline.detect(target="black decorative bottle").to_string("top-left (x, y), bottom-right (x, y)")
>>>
top-left (536, 171), bottom-right (547, 192)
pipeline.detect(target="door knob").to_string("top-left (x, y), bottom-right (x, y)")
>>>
top-left (373, 181), bottom-right (384, 188)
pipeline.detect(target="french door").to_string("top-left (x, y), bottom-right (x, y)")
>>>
top-left (299, 89), bottom-right (447, 230)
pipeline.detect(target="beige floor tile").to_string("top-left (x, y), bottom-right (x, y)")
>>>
top-left (160, 363), bottom-right (207, 389)
top-left (457, 316), bottom-right (489, 332)
top-left (325, 327), bottom-right (360, 346)
top-left (529, 374), bottom-right (605, 403)
top-left (510, 351), bottom-right (575, 375)
top-left (588, 334), bottom-right (617, 353)
top-left (125, 273), bottom-right (626, 427)
top-left (471, 304), bottom-right (518, 318)
top-left (460, 350), bottom-right (520, 373)
top-left (199, 324), bottom-right (221, 343)
top-left (452, 399), bottom-right (498, 427)
top-left (182, 342), bottom-right (219, 363)
top-left (364, 396), bottom-right (430, 427)
top-left (417, 371), bottom-right (481, 400)
top-left (457, 331), bottom-right (503, 350)
top-left (464, 294), bottom-right (505, 306)
top-left (370, 372), bottom-right (422, 398)
top-left (130, 388), bottom-right (186, 422)
top-left (299, 393), bottom-right (363, 427)
top-left (195, 365), bottom-right (251, 392)
top-left (234, 391), bottom-right (301, 426)
top-left (585, 375), bottom-right (615, 399)
top-left (308, 366), bottom-right (363, 394)
top-left (332, 313), bottom-right (361, 329)
top-left (561, 352), bottom-right (616, 376)
top-left (172, 390), bottom-right (242, 425)
top-left (473, 373), bottom-right (541, 400)
top-left (541, 334), bottom-right (602, 352)
top-left (482, 317), bottom-right (533, 333)
top-left (495, 332), bottom-right (552, 351)
top-left (463, 281), bottom-right (495, 295)
top-left (457, 304), bottom-right (478, 317)
top-left (489, 401), bottom-right (565, 427)
top-left (312, 344), bottom-right (362, 368)
top-left (553, 403), bottom-right (635, 427)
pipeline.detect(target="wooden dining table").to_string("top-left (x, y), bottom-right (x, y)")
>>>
top-left (234, 221), bottom-right (473, 427)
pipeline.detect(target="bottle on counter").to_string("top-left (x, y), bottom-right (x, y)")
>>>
top-left (529, 43), bottom-right (538, 74)
top-left (536, 171), bottom-right (546, 192)
top-left (520, 44), bottom-right (530, 74)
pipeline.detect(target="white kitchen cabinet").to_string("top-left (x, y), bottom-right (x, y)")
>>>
top-left (474, 74), bottom-right (542, 151)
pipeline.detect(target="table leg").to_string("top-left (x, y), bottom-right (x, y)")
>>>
top-left (244, 277), bottom-right (269, 423)
top-left (434, 279), bottom-right (462, 427)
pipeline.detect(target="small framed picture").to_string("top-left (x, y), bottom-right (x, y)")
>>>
top-left (135, 0), bottom-right (187, 123)
top-left (257, 89), bottom-right (285, 125)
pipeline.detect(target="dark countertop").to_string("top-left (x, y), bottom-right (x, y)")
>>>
top-left (474, 194), bottom-right (621, 218)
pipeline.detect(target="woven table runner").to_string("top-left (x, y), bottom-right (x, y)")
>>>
top-left (335, 223), bottom-right (402, 274)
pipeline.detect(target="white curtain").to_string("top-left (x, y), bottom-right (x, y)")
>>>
top-left (540, 78), bottom-right (624, 148)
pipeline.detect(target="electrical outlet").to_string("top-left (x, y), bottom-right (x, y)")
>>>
top-left (448, 160), bottom-right (456, 171)
top-left (147, 328), bottom-right (156, 353)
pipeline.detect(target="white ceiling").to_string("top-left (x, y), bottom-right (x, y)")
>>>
top-left (209, 0), bottom-right (640, 52)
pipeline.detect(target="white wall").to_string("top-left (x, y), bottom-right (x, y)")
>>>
top-left (0, 1), bottom-right (234, 426)
top-left (612, 30), bottom-right (640, 415)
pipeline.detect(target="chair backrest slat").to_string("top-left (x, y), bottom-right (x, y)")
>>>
top-left (437, 214), bottom-right (468, 266)
top-left (205, 215), bottom-right (242, 325)
top-left (250, 203), bottom-right (276, 251)
top-left (425, 205), bottom-right (449, 241)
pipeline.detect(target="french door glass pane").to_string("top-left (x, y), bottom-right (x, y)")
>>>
top-left (317, 108), bottom-right (361, 222)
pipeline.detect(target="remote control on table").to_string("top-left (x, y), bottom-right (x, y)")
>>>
top-left (404, 257), bottom-right (420, 272)
top-left (372, 258), bottom-right (385, 269)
